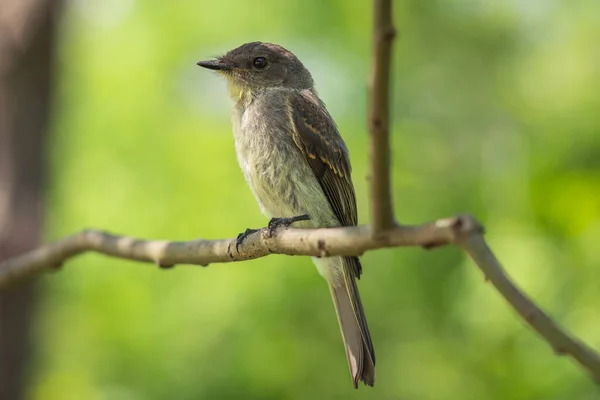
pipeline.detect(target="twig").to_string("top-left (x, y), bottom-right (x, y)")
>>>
top-left (458, 234), bottom-right (600, 382)
top-left (0, 215), bottom-right (599, 381)
top-left (368, 0), bottom-right (396, 234)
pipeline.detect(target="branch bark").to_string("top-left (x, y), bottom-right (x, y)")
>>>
top-left (368, 0), bottom-right (396, 234)
top-left (0, 215), bottom-right (477, 288)
top-left (0, 215), bottom-right (599, 382)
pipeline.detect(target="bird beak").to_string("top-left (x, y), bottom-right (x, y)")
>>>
top-left (196, 59), bottom-right (232, 71)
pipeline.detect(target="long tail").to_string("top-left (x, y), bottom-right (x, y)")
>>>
top-left (328, 256), bottom-right (375, 388)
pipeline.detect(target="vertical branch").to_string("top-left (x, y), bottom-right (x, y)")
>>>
top-left (368, 0), bottom-right (396, 234)
top-left (0, 0), bottom-right (59, 398)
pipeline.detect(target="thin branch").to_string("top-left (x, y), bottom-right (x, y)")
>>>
top-left (1, 215), bottom-right (599, 381)
top-left (459, 234), bottom-right (600, 382)
top-left (368, 0), bottom-right (396, 234)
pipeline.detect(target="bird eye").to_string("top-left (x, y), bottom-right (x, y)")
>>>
top-left (253, 57), bottom-right (267, 69)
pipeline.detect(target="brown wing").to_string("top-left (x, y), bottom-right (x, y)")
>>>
top-left (288, 90), bottom-right (361, 278)
top-left (288, 89), bottom-right (357, 227)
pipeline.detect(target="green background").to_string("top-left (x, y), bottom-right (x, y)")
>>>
top-left (30, 0), bottom-right (600, 399)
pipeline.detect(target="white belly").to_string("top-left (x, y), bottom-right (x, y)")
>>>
top-left (232, 104), bottom-right (338, 228)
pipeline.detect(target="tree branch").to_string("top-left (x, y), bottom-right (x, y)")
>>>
top-left (460, 234), bottom-right (600, 382)
top-left (1, 214), bottom-right (599, 381)
top-left (0, 215), bottom-right (475, 289)
top-left (368, 0), bottom-right (396, 234)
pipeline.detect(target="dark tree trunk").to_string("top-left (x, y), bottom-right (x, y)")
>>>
top-left (0, 1), bottom-right (60, 398)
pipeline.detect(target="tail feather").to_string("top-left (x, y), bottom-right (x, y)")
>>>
top-left (328, 256), bottom-right (375, 388)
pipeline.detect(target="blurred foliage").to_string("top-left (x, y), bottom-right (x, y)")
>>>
top-left (25, 0), bottom-right (600, 399)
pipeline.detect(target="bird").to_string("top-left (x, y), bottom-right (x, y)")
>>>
top-left (197, 42), bottom-right (375, 388)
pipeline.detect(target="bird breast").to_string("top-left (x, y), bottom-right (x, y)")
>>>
top-left (231, 93), bottom-right (334, 228)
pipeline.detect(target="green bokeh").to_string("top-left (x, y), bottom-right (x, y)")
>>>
top-left (29, 0), bottom-right (600, 399)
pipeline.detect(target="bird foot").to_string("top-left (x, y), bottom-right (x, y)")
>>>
top-left (235, 215), bottom-right (310, 251)
top-left (267, 214), bottom-right (310, 236)
top-left (235, 228), bottom-right (259, 252)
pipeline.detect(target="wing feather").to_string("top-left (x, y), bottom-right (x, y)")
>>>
top-left (288, 90), bottom-right (361, 277)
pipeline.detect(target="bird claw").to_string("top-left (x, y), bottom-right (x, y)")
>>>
top-left (236, 215), bottom-right (310, 251)
top-left (236, 228), bottom-right (259, 252)
top-left (267, 214), bottom-right (310, 236)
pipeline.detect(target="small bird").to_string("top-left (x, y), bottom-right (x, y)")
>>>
top-left (197, 42), bottom-right (375, 388)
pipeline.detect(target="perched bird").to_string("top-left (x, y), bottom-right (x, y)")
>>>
top-left (197, 42), bottom-right (375, 388)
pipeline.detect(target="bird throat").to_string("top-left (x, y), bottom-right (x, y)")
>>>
top-left (224, 79), bottom-right (253, 107)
